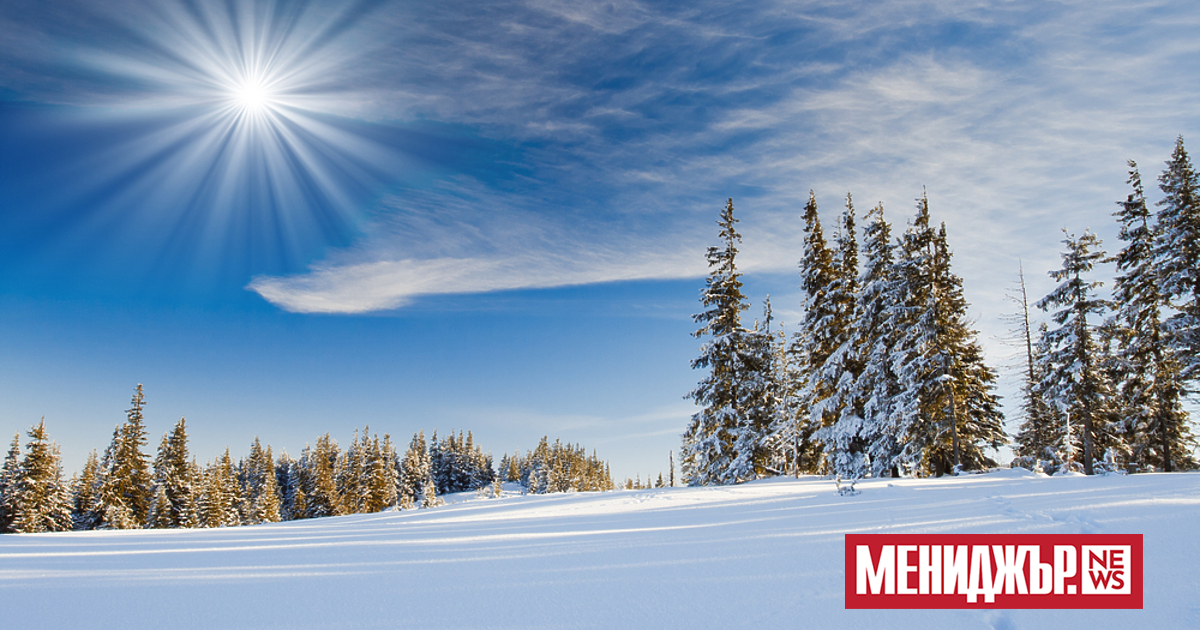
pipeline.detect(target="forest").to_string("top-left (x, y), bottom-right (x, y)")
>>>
top-left (682, 137), bottom-right (1198, 484)
top-left (0, 384), bottom-right (616, 534)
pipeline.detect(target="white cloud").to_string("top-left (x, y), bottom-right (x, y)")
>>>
top-left (248, 236), bottom-right (704, 314)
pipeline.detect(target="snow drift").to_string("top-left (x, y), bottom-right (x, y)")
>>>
top-left (1, 470), bottom-right (1197, 629)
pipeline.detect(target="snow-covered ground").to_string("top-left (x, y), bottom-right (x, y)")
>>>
top-left (2, 470), bottom-right (1197, 629)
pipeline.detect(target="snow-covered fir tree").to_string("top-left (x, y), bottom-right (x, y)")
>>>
top-left (819, 203), bottom-right (901, 478)
top-left (148, 417), bottom-right (197, 528)
top-left (360, 433), bottom-right (398, 513)
top-left (1109, 162), bottom-right (1194, 471)
top-left (10, 419), bottom-right (74, 533)
top-left (728, 298), bottom-right (781, 480)
top-left (275, 452), bottom-right (302, 520)
top-left (98, 384), bottom-right (153, 528)
top-left (198, 448), bottom-right (242, 527)
top-left (814, 195), bottom-right (861, 446)
top-left (1034, 230), bottom-right (1120, 475)
top-left (682, 198), bottom-right (766, 485)
top-left (886, 195), bottom-right (1005, 475)
top-left (239, 438), bottom-right (281, 524)
top-left (1154, 137), bottom-right (1200, 385)
top-left (399, 431), bottom-right (439, 509)
top-left (0, 434), bottom-right (20, 533)
top-left (303, 434), bottom-right (341, 518)
top-left (789, 192), bottom-right (838, 474)
top-left (336, 429), bottom-right (365, 515)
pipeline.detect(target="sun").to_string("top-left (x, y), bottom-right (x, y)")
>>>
top-left (231, 77), bottom-right (274, 112)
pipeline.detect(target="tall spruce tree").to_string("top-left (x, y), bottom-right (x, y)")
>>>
top-left (888, 195), bottom-right (1005, 475)
top-left (888, 193), bottom-right (939, 475)
top-left (11, 420), bottom-right (74, 533)
top-left (1035, 230), bottom-right (1118, 475)
top-left (1155, 137), bottom-right (1200, 385)
top-left (98, 384), bottom-right (153, 528)
top-left (817, 194), bottom-right (861, 428)
top-left (926, 224), bottom-right (1007, 473)
top-left (790, 191), bottom-right (838, 473)
top-left (1110, 162), bottom-right (1194, 471)
top-left (149, 417), bottom-right (196, 528)
top-left (682, 198), bottom-right (758, 485)
top-left (820, 203), bottom-right (901, 478)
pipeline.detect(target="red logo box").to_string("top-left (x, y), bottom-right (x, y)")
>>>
top-left (844, 534), bottom-right (1142, 609)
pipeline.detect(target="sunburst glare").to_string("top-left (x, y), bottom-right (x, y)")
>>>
top-left (231, 75), bottom-right (275, 113)
top-left (50, 0), bottom-right (401, 285)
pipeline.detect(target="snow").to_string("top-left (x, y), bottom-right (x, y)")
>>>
top-left (2, 472), bottom-right (1198, 629)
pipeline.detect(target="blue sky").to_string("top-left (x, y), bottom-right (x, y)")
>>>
top-left (2, 0), bottom-right (1198, 479)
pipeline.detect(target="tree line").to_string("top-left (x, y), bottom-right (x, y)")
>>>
top-left (682, 137), bottom-right (1198, 484)
top-left (1013, 137), bottom-right (1199, 475)
top-left (0, 384), bottom-right (615, 534)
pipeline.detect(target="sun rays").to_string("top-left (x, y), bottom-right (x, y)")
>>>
top-left (43, 0), bottom-right (399, 281)
top-left (230, 74), bottom-right (276, 113)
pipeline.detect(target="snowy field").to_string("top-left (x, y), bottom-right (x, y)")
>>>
top-left (2, 469), bottom-right (1198, 629)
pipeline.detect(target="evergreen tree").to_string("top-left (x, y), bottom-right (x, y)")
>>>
top-left (71, 449), bottom-right (104, 530)
top-left (275, 452), bottom-right (301, 520)
top-left (1110, 161), bottom-right (1194, 471)
top-left (360, 433), bottom-right (398, 512)
top-left (888, 195), bottom-right (1005, 475)
top-left (149, 417), bottom-right (196, 528)
top-left (98, 384), bottom-right (153, 528)
top-left (1155, 137), bottom-right (1200, 384)
top-left (820, 203), bottom-right (900, 478)
top-left (428, 430), bottom-right (494, 495)
top-left (399, 431), bottom-right (439, 509)
top-left (887, 194), bottom-right (939, 475)
top-left (1035, 230), bottom-right (1118, 475)
top-left (11, 419), bottom-right (74, 533)
top-left (198, 448), bottom-right (242, 527)
top-left (508, 437), bottom-right (613, 493)
top-left (729, 299), bottom-right (781, 480)
top-left (282, 453), bottom-right (308, 520)
top-left (304, 434), bottom-right (341, 518)
top-left (336, 429), bottom-right (364, 515)
top-left (147, 485), bottom-right (174, 530)
top-left (0, 433), bottom-right (20, 533)
top-left (239, 438), bottom-right (281, 524)
top-left (523, 436), bottom-right (551, 493)
top-left (790, 191), bottom-right (838, 473)
top-left (815, 194), bottom-right (861, 443)
top-left (681, 198), bottom-right (757, 485)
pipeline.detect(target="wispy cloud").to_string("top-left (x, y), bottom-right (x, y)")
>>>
top-left (248, 243), bottom-right (702, 313)
top-left (5, 0), bottom-right (1198, 329)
